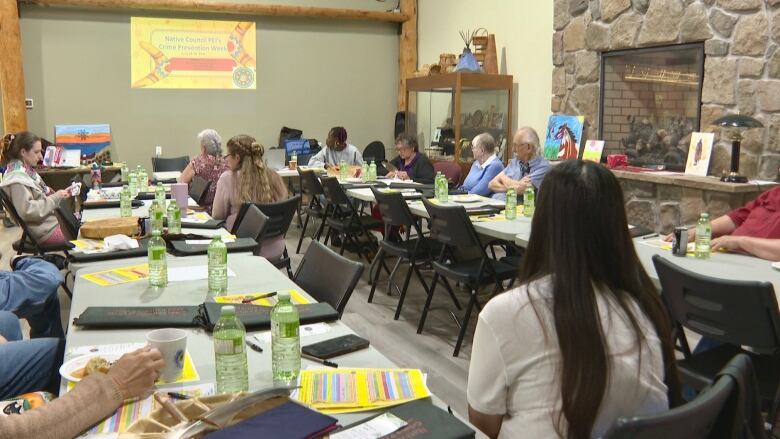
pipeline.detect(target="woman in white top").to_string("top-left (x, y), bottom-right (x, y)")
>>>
top-left (467, 160), bottom-right (681, 439)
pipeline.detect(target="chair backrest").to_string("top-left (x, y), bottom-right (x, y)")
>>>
top-left (604, 354), bottom-right (753, 439)
top-left (320, 176), bottom-right (350, 206)
top-left (294, 241), bottom-right (364, 317)
top-left (363, 141), bottom-right (386, 163)
top-left (652, 255), bottom-right (780, 350)
top-left (54, 205), bottom-right (81, 241)
top-left (370, 187), bottom-right (415, 228)
top-left (297, 169), bottom-right (324, 197)
top-left (434, 161), bottom-right (462, 187)
top-left (253, 195), bottom-right (301, 241)
top-left (0, 189), bottom-right (41, 248)
top-left (152, 156), bottom-right (190, 172)
top-left (188, 176), bottom-right (211, 205)
top-left (234, 204), bottom-right (268, 241)
top-left (421, 198), bottom-right (484, 250)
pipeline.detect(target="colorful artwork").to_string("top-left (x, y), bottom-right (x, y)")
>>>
top-left (684, 132), bottom-right (714, 177)
top-left (544, 115), bottom-right (585, 160)
top-left (131, 17), bottom-right (257, 89)
top-left (54, 124), bottom-right (112, 161)
top-left (582, 140), bottom-right (605, 163)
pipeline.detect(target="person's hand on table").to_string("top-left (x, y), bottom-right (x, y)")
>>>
top-left (396, 171), bottom-right (410, 181)
top-left (108, 346), bottom-right (165, 400)
top-left (710, 235), bottom-right (742, 252)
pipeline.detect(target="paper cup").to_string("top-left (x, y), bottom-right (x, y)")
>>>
top-left (146, 328), bottom-right (187, 382)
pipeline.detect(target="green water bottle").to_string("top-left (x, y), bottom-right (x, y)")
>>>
top-left (150, 200), bottom-right (164, 233)
top-left (120, 185), bottom-right (132, 218)
top-left (208, 235), bottom-right (228, 295)
top-left (213, 306), bottom-right (248, 393)
top-left (339, 159), bottom-right (348, 179)
top-left (154, 182), bottom-right (166, 206)
top-left (368, 161), bottom-right (377, 182)
top-left (523, 185), bottom-right (535, 218)
top-left (505, 188), bottom-right (517, 220)
top-left (120, 163), bottom-right (129, 183)
top-left (129, 170), bottom-right (138, 197)
top-left (361, 162), bottom-right (369, 182)
top-left (695, 212), bottom-right (711, 259)
top-left (148, 230), bottom-right (167, 288)
top-left (271, 291), bottom-right (300, 384)
top-left (436, 172), bottom-right (448, 203)
top-left (166, 199), bottom-right (181, 234)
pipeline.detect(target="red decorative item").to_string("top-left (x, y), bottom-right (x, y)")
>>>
top-left (607, 154), bottom-right (628, 168)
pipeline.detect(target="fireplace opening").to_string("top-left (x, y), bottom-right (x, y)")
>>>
top-left (598, 43), bottom-right (704, 170)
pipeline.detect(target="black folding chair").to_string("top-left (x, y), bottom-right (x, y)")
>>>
top-left (233, 204), bottom-right (268, 256)
top-left (605, 354), bottom-right (765, 439)
top-left (234, 195), bottom-right (300, 278)
top-left (152, 156), bottom-right (190, 172)
top-left (294, 241), bottom-right (364, 318)
top-left (188, 176), bottom-right (211, 206)
top-left (0, 189), bottom-right (73, 255)
top-left (362, 140), bottom-right (385, 163)
top-left (419, 198), bottom-right (518, 357)
top-left (296, 169), bottom-right (327, 254)
top-left (320, 177), bottom-right (383, 263)
top-left (368, 187), bottom-right (440, 320)
top-left (653, 255), bottom-right (780, 430)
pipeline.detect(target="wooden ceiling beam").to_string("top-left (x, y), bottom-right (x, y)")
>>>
top-left (19, 0), bottom-right (409, 23)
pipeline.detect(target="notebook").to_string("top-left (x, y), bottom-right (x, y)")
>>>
top-left (205, 400), bottom-right (338, 439)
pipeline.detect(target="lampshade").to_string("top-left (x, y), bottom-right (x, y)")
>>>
top-left (712, 114), bottom-right (764, 129)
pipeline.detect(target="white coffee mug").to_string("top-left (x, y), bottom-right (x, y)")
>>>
top-left (146, 328), bottom-right (187, 382)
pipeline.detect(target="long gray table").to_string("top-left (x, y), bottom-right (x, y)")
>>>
top-left (64, 253), bottom-right (474, 431)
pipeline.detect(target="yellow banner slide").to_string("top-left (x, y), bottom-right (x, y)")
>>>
top-left (131, 17), bottom-right (256, 89)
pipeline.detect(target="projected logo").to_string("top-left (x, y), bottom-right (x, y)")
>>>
top-left (131, 18), bottom-right (257, 89)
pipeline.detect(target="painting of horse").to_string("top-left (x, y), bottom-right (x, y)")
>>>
top-left (543, 115), bottom-right (585, 161)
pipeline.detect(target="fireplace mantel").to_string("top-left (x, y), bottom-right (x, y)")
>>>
top-left (610, 169), bottom-right (777, 233)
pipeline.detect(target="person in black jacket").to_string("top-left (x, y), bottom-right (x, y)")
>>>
top-left (383, 135), bottom-right (435, 184)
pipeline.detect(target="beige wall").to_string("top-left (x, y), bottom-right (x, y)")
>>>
top-left (417, 0), bottom-right (553, 148)
top-left (19, 2), bottom-right (399, 170)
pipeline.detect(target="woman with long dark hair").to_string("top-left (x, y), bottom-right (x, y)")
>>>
top-left (467, 160), bottom-right (680, 438)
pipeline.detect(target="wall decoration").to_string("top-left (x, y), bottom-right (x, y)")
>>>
top-left (131, 17), bottom-right (256, 89)
top-left (582, 140), bottom-right (605, 162)
top-left (684, 132), bottom-right (714, 177)
top-left (544, 115), bottom-right (585, 160)
top-left (54, 124), bottom-right (112, 162)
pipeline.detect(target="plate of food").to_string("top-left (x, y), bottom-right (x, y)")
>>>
top-left (59, 354), bottom-right (121, 382)
top-left (452, 194), bottom-right (482, 203)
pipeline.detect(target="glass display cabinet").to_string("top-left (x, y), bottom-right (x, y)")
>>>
top-left (404, 72), bottom-right (513, 174)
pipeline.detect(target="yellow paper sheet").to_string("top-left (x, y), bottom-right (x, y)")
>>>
top-left (296, 368), bottom-right (430, 414)
top-left (81, 264), bottom-right (149, 286)
top-left (212, 289), bottom-right (311, 306)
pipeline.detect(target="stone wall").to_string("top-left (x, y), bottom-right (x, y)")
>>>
top-left (552, 0), bottom-right (780, 180)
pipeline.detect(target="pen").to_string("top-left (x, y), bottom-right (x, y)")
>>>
top-left (241, 292), bottom-right (277, 304)
top-left (301, 352), bottom-right (338, 368)
top-left (166, 392), bottom-right (191, 400)
top-left (246, 338), bottom-right (264, 353)
top-left (642, 233), bottom-right (660, 240)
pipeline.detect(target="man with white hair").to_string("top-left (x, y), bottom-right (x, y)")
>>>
top-left (488, 127), bottom-right (551, 201)
top-left (178, 129), bottom-right (228, 213)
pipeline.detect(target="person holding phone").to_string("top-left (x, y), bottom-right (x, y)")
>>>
top-left (0, 132), bottom-right (72, 245)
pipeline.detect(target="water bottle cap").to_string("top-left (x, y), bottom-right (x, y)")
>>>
top-left (212, 234), bottom-right (222, 241)
top-left (152, 229), bottom-right (161, 237)
top-left (701, 212), bottom-right (709, 218)
top-left (221, 305), bottom-right (236, 316)
top-left (278, 291), bottom-right (291, 301)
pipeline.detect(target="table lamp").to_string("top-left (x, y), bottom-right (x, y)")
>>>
top-left (712, 114), bottom-right (763, 183)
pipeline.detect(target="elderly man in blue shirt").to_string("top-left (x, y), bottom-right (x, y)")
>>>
top-left (459, 133), bottom-right (504, 197)
top-left (489, 127), bottom-right (551, 201)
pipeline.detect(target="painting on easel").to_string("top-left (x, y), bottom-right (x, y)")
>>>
top-left (543, 115), bottom-right (585, 161)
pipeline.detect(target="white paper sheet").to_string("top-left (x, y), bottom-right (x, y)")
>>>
top-left (330, 413), bottom-right (407, 439)
top-left (167, 266), bottom-right (236, 282)
top-left (251, 323), bottom-right (332, 344)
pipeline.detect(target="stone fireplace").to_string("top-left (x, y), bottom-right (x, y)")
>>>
top-left (552, 0), bottom-right (780, 231)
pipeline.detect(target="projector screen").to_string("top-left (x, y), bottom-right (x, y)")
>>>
top-left (131, 17), bottom-right (257, 90)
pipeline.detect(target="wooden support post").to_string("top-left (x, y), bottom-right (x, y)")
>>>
top-left (398, 0), bottom-right (416, 112)
top-left (0, 0), bottom-right (27, 133)
top-left (20, 0), bottom-right (408, 23)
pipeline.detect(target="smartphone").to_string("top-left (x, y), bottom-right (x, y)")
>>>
top-left (301, 334), bottom-right (370, 359)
